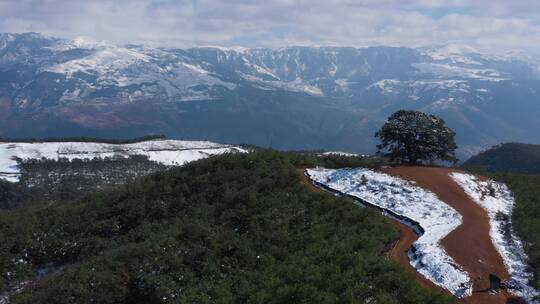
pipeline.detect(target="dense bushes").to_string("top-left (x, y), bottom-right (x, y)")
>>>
top-left (0, 151), bottom-right (452, 303)
top-left (0, 150), bottom-right (381, 210)
top-left (258, 149), bottom-right (385, 169)
top-left (0, 180), bottom-right (24, 209)
top-left (0, 156), bottom-right (167, 209)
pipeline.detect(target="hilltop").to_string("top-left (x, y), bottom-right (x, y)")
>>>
top-left (0, 152), bottom-right (452, 304)
top-left (463, 143), bottom-right (540, 174)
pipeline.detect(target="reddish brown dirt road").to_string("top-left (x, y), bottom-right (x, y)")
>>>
top-left (298, 168), bottom-right (524, 303)
top-left (383, 166), bottom-right (521, 304)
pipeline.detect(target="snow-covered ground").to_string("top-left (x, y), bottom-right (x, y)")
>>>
top-left (320, 151), bottom-right (361, 157)
top-left (306, 167), bottom-right (472, 298)
top-left (0, 140), bottom-right (247, 183)
top-left (451, 173), bottom-right (539, 303)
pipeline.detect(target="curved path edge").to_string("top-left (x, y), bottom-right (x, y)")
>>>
top-left (382, 167), bottom-right (522, 304)
top-left (299, 167), bottom-right (525, 304)
top-left (297, 169), bottom-right (449, 296)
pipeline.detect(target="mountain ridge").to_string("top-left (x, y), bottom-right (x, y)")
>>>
top-left (463, 143), bottom-right (540, 174)
top-left (2, 32), bottom-right (540, 158)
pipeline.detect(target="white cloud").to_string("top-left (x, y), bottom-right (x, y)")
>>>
top-left (0, 0), bottom-right (539, 53)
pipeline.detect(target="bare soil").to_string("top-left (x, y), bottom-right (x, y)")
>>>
top-left (383, 166), bottom-right (521, 304)
top-left (298, 167), bottom-right (523, 303)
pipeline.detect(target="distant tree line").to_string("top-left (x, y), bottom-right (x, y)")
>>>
top-left (0, 135), bottom-right (167, 144)
top-left (0, 155), bottom-right (167, 209)
top-left (463, 143), bottom-right (540, 174)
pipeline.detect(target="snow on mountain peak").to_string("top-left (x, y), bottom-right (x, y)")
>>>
top-left (47, 36), bottom-right (113, 52)
top-left (437, 43), bottom-right (479, 55)
top-left (202, 45), bottom-right (251, 53)
top-left (423, 44), bottom-right (481, 65)
top-left (3, 32), bottom-right (540, 107)
top-left (45, 46), bottom-right (152, 77)
top-left (0, 33), bottom-right (15, 47)
top-left (71, 36), bottom-right (111, 49)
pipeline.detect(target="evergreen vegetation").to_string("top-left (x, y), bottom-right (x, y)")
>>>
top-left (0, 151), bottom-right (453, 304)
top-left (0, 156), bottom-right (167, 209)
top-left (375, 110), bottom-right (457, 165)
top-left (463, 143), bottom-right (540, 174)
top-left (0, 150), bottom-right (383, 210)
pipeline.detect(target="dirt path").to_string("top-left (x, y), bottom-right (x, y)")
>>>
top-left (382, 166), bottom-right (521, 304)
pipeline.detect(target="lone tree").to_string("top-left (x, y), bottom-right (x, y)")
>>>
top-left (375, 110), bottom-right (457, 165)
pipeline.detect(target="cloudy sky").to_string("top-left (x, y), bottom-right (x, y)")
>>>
top-left (0, 0), bottom-right (538, 52)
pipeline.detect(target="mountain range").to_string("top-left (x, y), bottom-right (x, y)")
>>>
top-left (2, 32), bottom-right (540, 158)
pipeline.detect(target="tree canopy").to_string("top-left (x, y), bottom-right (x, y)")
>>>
top-left (0, 151), bottom-right (453, 304)
top-left (375, 110), bottom-right (457, 165)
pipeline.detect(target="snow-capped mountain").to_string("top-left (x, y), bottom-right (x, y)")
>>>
top-left (1, 32), bottom-right (540, 158)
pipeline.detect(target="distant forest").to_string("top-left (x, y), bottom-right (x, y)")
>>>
top-left (463, 143), bottom-right (540, 174)
top-left (0, 135), bottom-right (167, 144)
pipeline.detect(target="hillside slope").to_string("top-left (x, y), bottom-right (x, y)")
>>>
top-left (0, 139), bottom-right (246, 209)
top-left (0, 152), bottom-right (453, 304)
top-left (0, 139), bottom-right (246, 183)
top-left (463, 143), bottom-right (540, 174)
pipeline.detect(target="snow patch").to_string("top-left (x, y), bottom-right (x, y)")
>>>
top-left (45, 44), bottom-right (237, 102)
top-left (239, 73), bottom-right (323, 96)
top-left (451, 172), bottom-right (539, 303)
top-left (424, 44), bottom-right (481, 64)
top-left (320, 151), bottom-right (360, 157)
top-left (45, 46), bottom-right (151, 77)
top-left (334, 78), bottom-right (350, 90)
top-left (0, 140), bottom-right (247, 183)
top-left (306, 167), bottom-right (472, 298)
top-left (49, 36), bottom-right (112, 51)
top-left (370, 79), bottom-right (401, 94)
top-left (413, 62), bottom-right (505, 81)
top-left (369, 79), bottom-right (470, 96)
top-left (202, 46), bottom-right (251, 53)
top-left (180, 63), bottom-right (210, 75)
